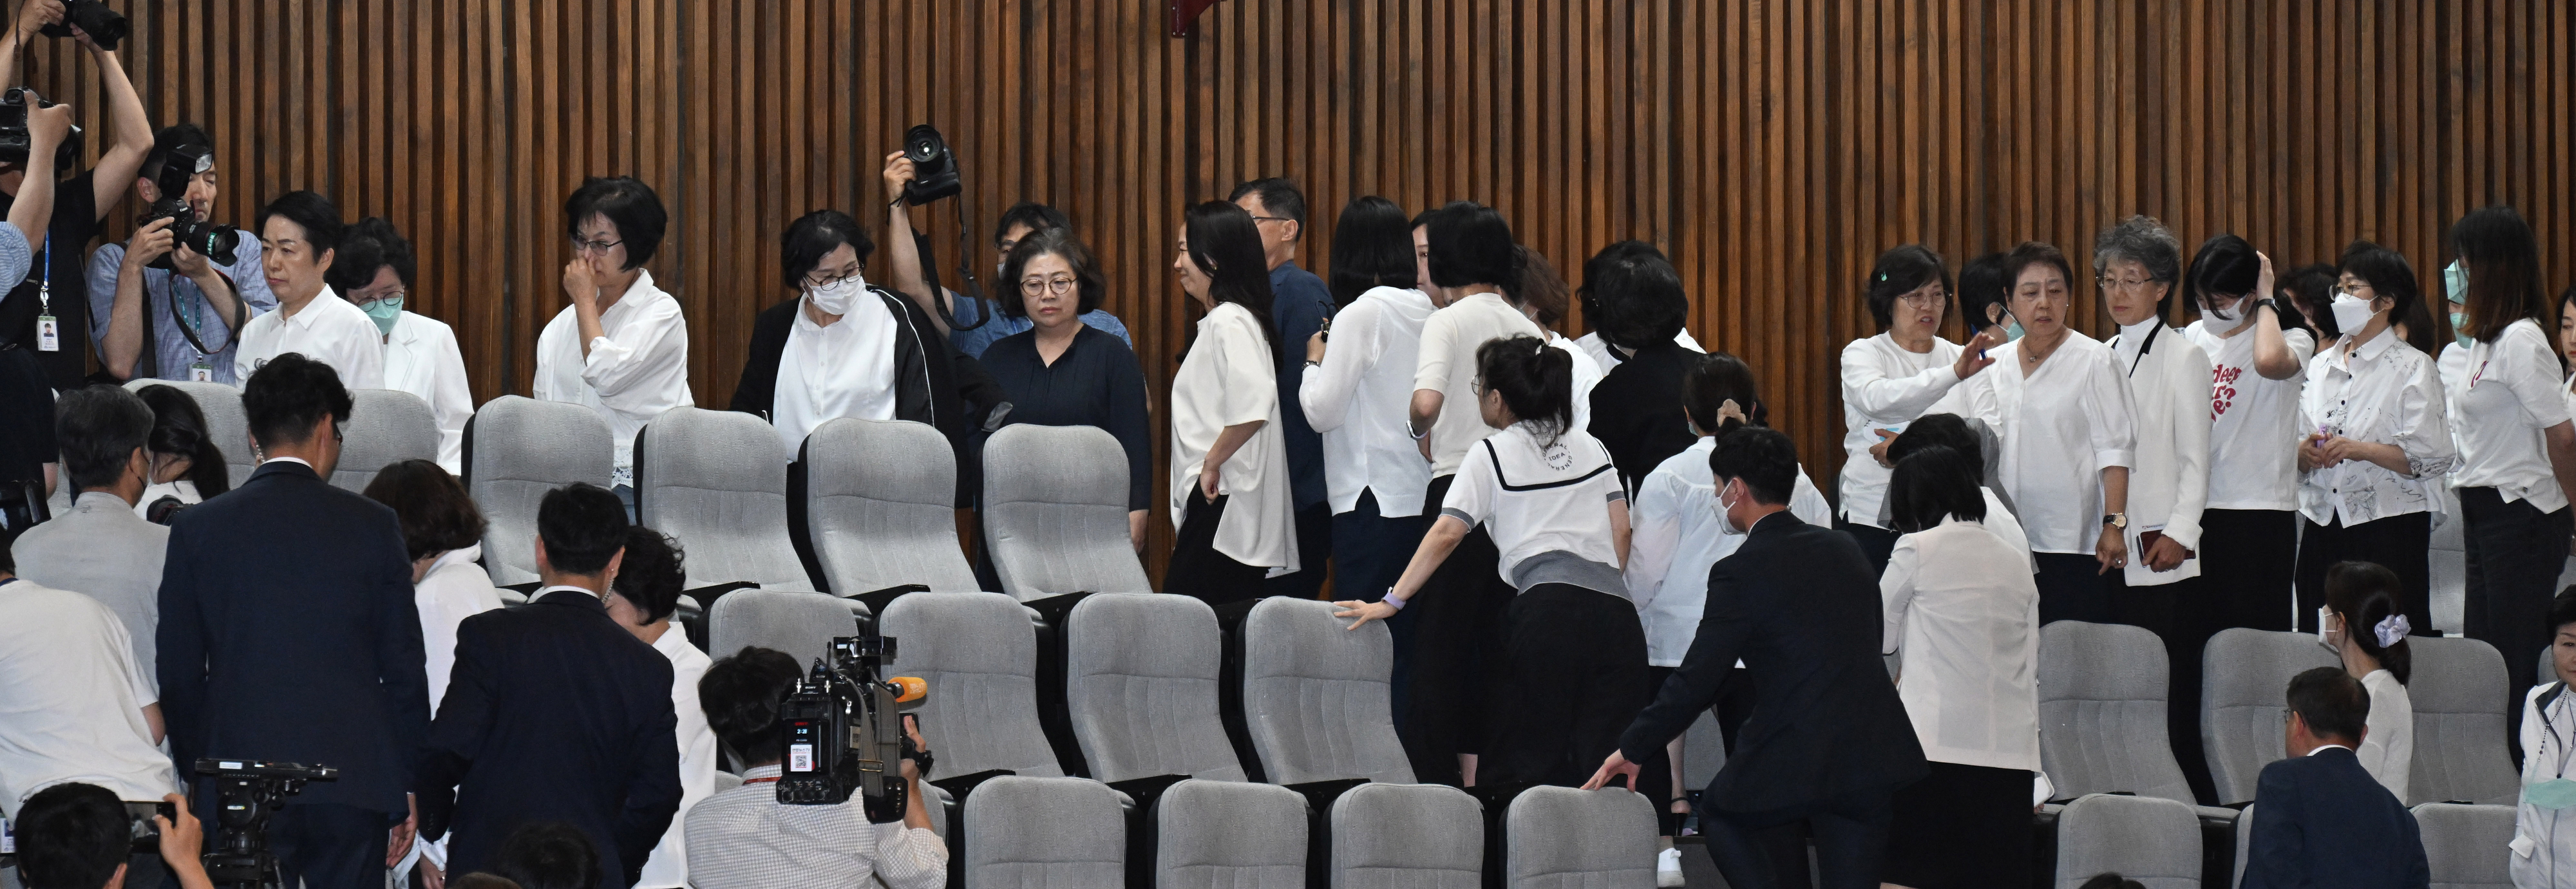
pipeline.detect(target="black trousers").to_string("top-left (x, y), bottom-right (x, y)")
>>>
top-left (2197, 509), bottom-right (2300, 632)
top-left (1332, 490), bottom-right (1434, 732)
top-left (1401, 474), bottom-right (1515, 786)
top-left (1488, 583), bottom-right (1651, 787)
top-left (1835, 518), bottom-right (1900, 579)
top-left (1165, 491), bottom-right (1269, 604)
top-left (268, 803), bottom-right (392, 889)
top-left (2034, 552), bottom-right (2114, 625)
top-left (1262, 501), bottom-right (1336, 599)
top-left (2460, 487), bottom-right (2575, 705)
top-left (1881, 762), bottom-right (2032, 889)
top-left (1700, 787), bottom-right (1896, 889)
top-left (2294, 512), bottom-right (2432, 635)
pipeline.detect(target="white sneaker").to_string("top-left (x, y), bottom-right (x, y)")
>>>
top-left (1656, 847), bottom-right (1685, 887)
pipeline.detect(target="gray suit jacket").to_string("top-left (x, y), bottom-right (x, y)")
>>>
top-left (12, 491), bottom-right (171, 689)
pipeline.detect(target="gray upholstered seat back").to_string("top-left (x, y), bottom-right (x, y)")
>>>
top-left (332, 389), bottom-right (440, 494)
top-left (2413, 802), bottom-right (2514, 888)
top-left (2051, 793), bottom-right (2201, 889)
top-left (1681, 709), bottom-right (1727, 789)
top-left (2407, 637), bottom-right (2519, 805)
top-left (2202, 628), bottom-right (2337, 805)
top-left (706, 588), bottom-right (869, 666)
top-left (803, 418), bottom-right (980, 593)
top-left (1502, 787), bottom-right (1655, 889)
top-left (1156, 780), bottom-right (1308, 889)
top-left (2036, 621), bottom-right (2194, 804)
top-left (1065, 593), bottom-right (1244, 783)
top-left (983, 424), bottom-right (1151, 600)
top-left (882, 591), bottom-right (1063, 780)
top-left (963, 776), bottom-right (1127, 889)
top-left (1329, 783), bottom-right (1481, 889)
top-left (637, 406), bottom-right (810, 589)
top-left (124, 379), bottom-right (255, 487)
top-left (464, 396), bottom-right (614, 586)
top-left (1241, 598), bottom-right (1413, 785)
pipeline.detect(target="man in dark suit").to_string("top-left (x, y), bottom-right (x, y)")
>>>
top-left (2242, 666), bottom-right (2432, 888)
top-left (415, 482), bottom-right (682, 889)
top-left (156, 351), bottom-right (431, 889)
top-left (1584, 427), bottom-right (1926, 889)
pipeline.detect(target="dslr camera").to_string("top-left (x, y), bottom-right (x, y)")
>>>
top-left (775, 633), bottom-right (929, 822)
top-left (194, 758), bottom-right (337, 889)
top-left (37, 0), bottom-right (127, 51)
top-left (140, 142), bottom-right (242, 269)
top-left (900, 124), bottom-right (961, 206)
top-left (0, 87), bottom-right (81, 174)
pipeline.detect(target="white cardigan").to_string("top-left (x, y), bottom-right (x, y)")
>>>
top-left (2112, 321), bottom-right (2213, 586)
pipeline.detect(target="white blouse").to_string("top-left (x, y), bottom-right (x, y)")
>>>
top-left (2110, 319), bottom-right (2213, 586)
top-left (533, 270), bottom-right (695, 484)
top-left (1299, 286), bottom-right (1437, 516)
top-left (1550, 333), bottom-right (1602, 434)
top-left (1981, 332), bottom-right (2138, 555)
top-left (1839, 333), bottom-right (1987, 529)
top-left (1880, 516), bottom-right (2042, 771)
top-left (770, 294), bottom-right (900, 459)
top-left (1412, 292), bottom-right (1544, 476)
top-left (2297, 326), bottom-right (2454, 528)
top-left (2183, 321), bottom-right (2316, 512)
top-left (1170, 301), bottom-right (1296, 572)
top-left (1574, 328), bottom-right (1705, 373)
top-left (383, 311), bottom-right (475, 474)
top-left (415, 544), bottom-right (504, 716)
top-left (2441, 318), bottom-right (2573, 512)
top-left (1626, 436), bottom-right (1832, 665)
top-left (2357, 668), bottom-right (2414, 802)
top-left (1438, 423), bottom-right (1626, 595)
top-left (233, 286), bottom-right (386, 390)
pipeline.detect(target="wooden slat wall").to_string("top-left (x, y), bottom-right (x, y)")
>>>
top-left (16, 1), bottom-right (2570, 580)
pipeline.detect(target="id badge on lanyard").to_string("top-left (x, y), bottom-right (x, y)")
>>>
top-left (32, 232), bottom-right (57, 351)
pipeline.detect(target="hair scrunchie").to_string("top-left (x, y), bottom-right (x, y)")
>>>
top-left (2374, 614), bottom-right (2410, 649)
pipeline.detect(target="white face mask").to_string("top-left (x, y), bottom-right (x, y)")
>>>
top-left (1716, 481), bottom-right (1747, 536)
top-left (2206, 295), bottom-right (2241, 324)
top-left (807, 274), bottom-right (867, 316)
top-left (2316, 606), bottom-right (2340, 655)
top-left (2329, 292), bottom-right (2378, 335)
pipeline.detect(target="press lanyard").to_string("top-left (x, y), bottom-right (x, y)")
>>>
top-left (32, 231), bottom-right (57, 351)
top-left (176, 272), bottom-right (211, 379)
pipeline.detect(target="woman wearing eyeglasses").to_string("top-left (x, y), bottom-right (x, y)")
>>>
top-left (1837, 245), bottom-right (2007, 574)
top-left (1981, 241), bottom-right (2138, 624)
top-left (535, 176), bottom-right (691, 510)
top-left (976, 228), bottom-right (1152, 551)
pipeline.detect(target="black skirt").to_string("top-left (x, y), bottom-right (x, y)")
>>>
top-left (1164, 489), bottom-right (1268, 604)
top-left (1880, 760), bottom-right (2032, 889)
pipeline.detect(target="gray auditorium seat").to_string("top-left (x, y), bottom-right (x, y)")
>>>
top-left (1329, 783), bottom-right (1482, 889)
top-left (705, 588), bottom-right (870, 667)
top-left (882, 591), bottom-right (1064, 780)
top-left (2407, 636), bottom-right (2519, 805)
top-left (983, 424), bottom-right (1152, 600)
top-left (464, 396), bottom-right (614, 586)
top-left (636, 406), bottom-right (811, 589)
top-left (329, 389), bottom-right (440, 493)
top-left (2413, 802), bottom-right (2514, 889)
top-left (1502, 786), bottom-right (1655, 889)
top-left (1240, 598), bottom-right (1413, 785)
top-left (2233, 801), bottom-right (2255, 888)
top-left (2430, 485), bottom-right (2468, 635)
top-left (1066, 593), bottom-right (1244, 782)
top-left (2037, 621), bottom-right (2198, 805)
top-left (124, 379), bottom-right (254, 489)
top-left (965, 776), bottom-right (1128, 889)
top-left (2052, 793), bottom-right (2201, 889)
top-left (1157, 779), bottom-right (1309, 889)
top-left (2203, 628), bottom-right (2338, 805)
top-left (1681, 709), bottom-right (1727, 789)
top-left (802, 418), bottom-right (980, 594)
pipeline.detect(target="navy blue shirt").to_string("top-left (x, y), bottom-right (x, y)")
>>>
top-left (980, 325), bottom-right (1153, 510)
top-left (1269, 260), bottom-right (1334, 510)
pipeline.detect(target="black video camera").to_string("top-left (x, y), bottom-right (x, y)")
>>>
top-left (120, 800), bottom-right (178, 854)
top-left (0, 87), bottom-right (82, 174)
top-left (193, 758), bottom-right (337, 889)
top-left (38, 0), bottom-right (127, 51)
top-left (901, 124), bottom-right (960, 207)
top-left (141, 142), bottom-right (242, 268)
top-left (775, 633), bottom-right (927, 822)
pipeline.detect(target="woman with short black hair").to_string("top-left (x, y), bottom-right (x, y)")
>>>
top-left (978, 227), bottom-right (1152, 550)
top-left (1301, 196), bottom-right (1437, 619)
top-left (1840, 244), bottom-right (2005, 574)
top-left (536, 176), bottom-right (690, 508)
top-left (2180, 235), bottom-right (2311, 634)
top-left (1166, 201), bottom-right (1294, 601)
top-left (1983, 241), bottom-right (2137, 623)
top-left (1585, 242), bottom-right (1696, 492)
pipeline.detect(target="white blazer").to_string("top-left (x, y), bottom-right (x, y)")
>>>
top-left (2112, 321), bottom-right (2212, 586)
top-left (1880, 516), bottom-right (2042, 771)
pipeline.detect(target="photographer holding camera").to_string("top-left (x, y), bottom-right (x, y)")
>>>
top-left (0, 0), bottom-right (156, 391)
top-left (683, 646), bottom-right (944, 889)
top-left (9, 784), bottom-right (211, 889)
top-left (90, 124), bottom-right (272, 386)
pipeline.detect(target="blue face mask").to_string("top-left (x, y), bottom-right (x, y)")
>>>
top-left (360, 295), bottom-right (404, 337)
top-left (2526, 778), bottom-right (2576, 810)
top-left (2452, 312), bottom-right (2475, 350)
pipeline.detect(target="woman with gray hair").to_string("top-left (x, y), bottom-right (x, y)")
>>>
top-left (2092, 214), bottom-right (2217, 801)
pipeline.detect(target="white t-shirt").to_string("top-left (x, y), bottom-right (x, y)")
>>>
top-left (1980, 332), bottom-right (2139, 554)
top-left (2441, 318), bottom-right (2573, 512)
top-left (638, 629), bottom-right (718, 888)
top-left (415, 545), bottom-right (504, 716)
top-left (1169, 301), bottom-right (1296, 572)
top-left (1438, 424), bottom-right (1627, 596)
top-left (2183, 320), bottom-right (2316, 512)
top-left (2357, 668), bottom-right (2414, 802)
top-left (1299, 286), bottom-right (1437, 516)
top-left (383, 311), bottom-right (476, 474)
top-left (533, 270), bottom-right (695, 484)
top-left (770, 294), bottom-right (902, 459)
top-left (1625, 436), bottom-right (1831, 665)
top-left (1413, 292), bottom-right (1544, 476)
top-left (0, 579), bottom-right (180, 818)
top-left (1839, 333), bottom-right (1983, 528)
top-left (234, 286), bottom-right (387, 389)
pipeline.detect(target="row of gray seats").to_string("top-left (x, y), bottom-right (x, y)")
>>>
top-left (2048, 792), bottom-right (2514, 889)
top-left (43, 379), bottom-right (441, 519)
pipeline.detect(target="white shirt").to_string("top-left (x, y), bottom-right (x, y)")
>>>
top-left (0, 578), bottom-right (180, 818)
top-left (2442, 318), bottom-right (2573, 512)
top-left (1298, 286), bottom-right (1437, 516)
top-left (233, 286), bottom-right (387, 389)
top-left (1550, 333), bottom-right (1602, 433)
top-left (1839, 333), bottom-right (1985, 528)
top-left (2297, 326), bottom-right (2454, 527)
top-left (135, 480), bottom-right (202, 518)
top-left (2183, 320), bottom-right (2317, 511)
top-left (682, 765), bottom-right (947, 889)
top-left (1414, 292), bottom-right (1545, 476)
top-left (1625, 436), bottom-right (1831, 665)
top-left (533, 270), bottom-right (694, 483)
top-left (2511, 682), bottom-right (2576, 876)
top-left (2356, 668), bottom-right (2413, 802)
top-left (1169, 301), bottom-right (1297, 571)
top-left (1575, 328), bottom-right (1704, 373)
top-left (2110, 319), bottom-right (2213, 586)
top-left (638, 628), bottom-right (717, 888)
top-left (1438, 424), bottom-right (1627, 595)
top-left (1980, 332), bottom-right (2138, 554)
top-left (1880, 517), bottom-right (2042, 771)
top-left (770, 294), bottom-right (901, 459)
top-left (383, 311), bottom-right (475, 474)
top-left (415, 545), bottom-right (503, 716)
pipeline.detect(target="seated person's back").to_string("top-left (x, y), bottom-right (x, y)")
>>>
top-left (2242, 666), bottom-right (2431, 889)
top-left (10, 385), bottom-right (171, 691)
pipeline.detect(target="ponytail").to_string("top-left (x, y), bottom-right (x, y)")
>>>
top-left (1682, 351), bottom-right (1766, 442)
top-left (135, 384), bottom-right (232, 498)
top-left (2325, 560), bottom-right (2412, 684)
top-left (1474, 335), bottom-right (1574, 447)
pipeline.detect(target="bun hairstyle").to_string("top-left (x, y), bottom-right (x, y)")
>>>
top-left (135, 383), bottom-right (231, 497)
top-left (1681, 351), bottom-right (1765, 438)
top-left (2185, 233), bottom-right (2262, 312)
top-left (1864, 244), bottom-right (1950, 330)
top-left (2324, 560), bottom-right (2412, 684)
top-left (1473, 334), bottom-right (1574, 447)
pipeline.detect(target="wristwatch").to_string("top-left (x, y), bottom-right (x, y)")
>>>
top-left (2102, 513), bottom-right (2129, 530)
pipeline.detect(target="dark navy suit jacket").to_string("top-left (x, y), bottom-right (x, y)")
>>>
top-left (155, 460), bottom-right (430, 814)
top-left (415, 588), bottom-right (681, 889)
top-left (2242, 745), bottom-right (2431, 888)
